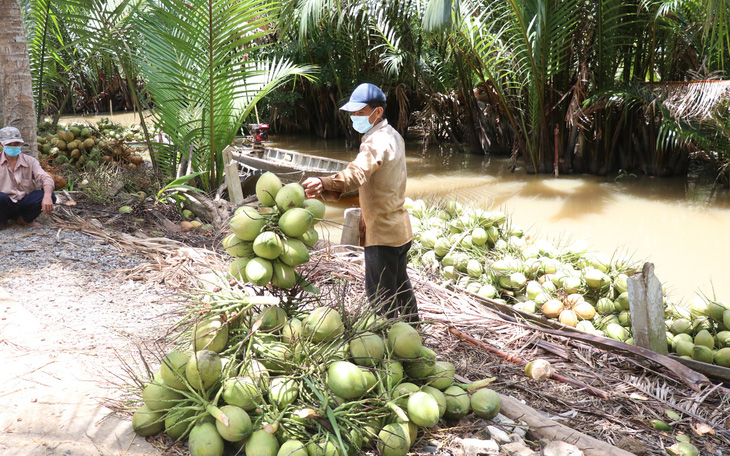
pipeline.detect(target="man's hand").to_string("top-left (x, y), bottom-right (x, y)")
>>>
top-left (302, 177), bottom-right (324, 198)
top-left (41, 194), bottom-right (54, 214)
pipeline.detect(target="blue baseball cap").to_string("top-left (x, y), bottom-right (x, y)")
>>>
top-left (339, 83), bottom-right (386, 112)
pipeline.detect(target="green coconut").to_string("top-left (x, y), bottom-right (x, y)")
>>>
top-left (350, 332), bottom-right (386, 367)
top-left (279, 238), bottom-right (310, 266)
top-left (615, 292), bottom-right (630, 311)
top-left (421, 386), bottom-right (447, 419)
top-left (224, 235), bottom-right (255, 258)
top-left (691, 345), bottom-right (714, 364)
top-left (466, 259), bottom-right (483, 278)
top-left (142, 374), bottom-right (184, 411)
top-left (254, 340), bottom-right (291, 372)
top-left (425, 361), bottom-right (455, 390)
top-left (278, 440), bottom-right (309, 456)
top-left (407, 391), bottom-right (440, 427)
top-left (254, 306), bottom-right (287, 332)
top-left (670, 318), bottom-right (692, 335)
top-left (715, 347), bottom-right (730, 367)
top-left (230, 207), bottom-right (267, 241)
top-left (189, 421), bottom-right (224, 456)
top-left (254, 231), bottom-right (284, 260)
top-left (229, 257), bottom-right (250, 281)
top-left (392, 382), bottom-right (420, 408)
top-left (256, 172), bottom-right (283, 206)
top-left (297, 227), bottom-right (319, 247)
top-left (677, 442), bottom-right (699, 456)
top-left (282, 318), bottom-right (303, 343)
top-left (470, 388), bottom-right (501, 419)
top-left (269, 376), bottom-right (300, 408)
top-left (271, 261), bottom-right (297, 289)
top-left (605, 323), bottom-right (629, 342)
top-left (433, 238), bottom-right (451, 257)
top-left (160, 351), bottom-right (190, 390)
top-left (221, 376), bottom-right (261, 411)
top-left (724, 309), bottom-right (730, 331)
top-left (165, 405), bottom-right (197, 441)
top-left (584, 269), bottom-right (610, 289)
top-left (675, 340), bottom-right (695, 357)
top-left (694, 329), bottom-right (715, 349)
top-left (381, 360), bottom-right (404, 390)
top-left (278, 208), bottom-right (314, 237)
top-left (215, 405), bottom-right (252, 442)
top-left (186, 350), bottom-right (222, 390)
top-left (302, 198), bottom-right (326, 220)
top-left (716, 331), bottom-right (730, 347)
top-left (377, 423), bottom-right (410, 456)
top-left (303, 307), bottom-right (344, 343)
top-left (192, 317), bottom-right (229, 353)
top-left (443, 385), bottom-right (470, 420)
top-left (328, 361), bottom-right (368, 399)
top-left (306, 437), bottom-right (342, 456)
top-left (246, 429), bottom-right (281, 456)
top-left (132, 404), bottom-right (164, 436)
top-left (404, 346), bottom-right (437, 379)
top-left (387, 322), bottom-right (422, 359)
top-left (246, 257), bottom-right (274, 286)
top-left (276, 183), bottom-right (306, 212)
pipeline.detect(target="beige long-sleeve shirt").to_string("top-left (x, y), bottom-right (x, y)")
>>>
top-left (319, 119), bottom-right (412, 247)
top-left (0, 152), bottom-right (55, 202)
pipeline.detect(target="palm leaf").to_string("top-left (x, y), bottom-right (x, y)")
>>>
top-left (135, 0), bottom-right (315, 189)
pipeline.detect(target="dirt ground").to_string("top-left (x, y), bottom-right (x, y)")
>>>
top-left (0, 216), bottom-right (178, 456)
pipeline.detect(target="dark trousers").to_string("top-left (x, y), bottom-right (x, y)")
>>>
top-left (0, 190), bottom-right (56, 224)
top-left (364, 241), bottom-right (419, 322)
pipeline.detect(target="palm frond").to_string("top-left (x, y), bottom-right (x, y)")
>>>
top-left (135, 0), bottom-right (314, 189)
top-left (647, 79), bottom-right (730, 120)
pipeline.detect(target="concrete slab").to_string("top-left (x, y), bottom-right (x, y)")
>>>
top-left (0, 287), bottom-right (160, 456)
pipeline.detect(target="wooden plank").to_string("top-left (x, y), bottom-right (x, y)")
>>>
top-left (340, 208), bottom-right (361, 246)
top-left (628, 262), bottom-right (668, 355)
top-left (223, 146), bottom-right (244, 205)
top-left (498, 394), bottom-right (636, 456)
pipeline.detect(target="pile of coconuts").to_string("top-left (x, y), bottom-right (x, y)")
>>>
top-left (224, 172), bottom-right (324, 290)
top-left (37, 120), bottom-right (147, 171)
top-left (132, 291), bottom-right (502, 456)
top-left (131, 173), bottom-right (503, 456)
top-left (405, 198), bottom-right (730, 368)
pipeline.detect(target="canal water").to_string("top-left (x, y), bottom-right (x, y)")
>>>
top-left (58, 113), bottom-right (730, 305)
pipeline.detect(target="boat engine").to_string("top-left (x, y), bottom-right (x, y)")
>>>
top-left (246, 123), bottom-right (269, 155)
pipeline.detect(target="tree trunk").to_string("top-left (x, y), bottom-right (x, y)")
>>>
top-left (0, 0), bottom-right (37, 157)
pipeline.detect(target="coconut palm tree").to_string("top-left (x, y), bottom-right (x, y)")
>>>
top-left (133, 0), bottom-right (316, 190)
top-left (0, 0), bottom-right (37, 157)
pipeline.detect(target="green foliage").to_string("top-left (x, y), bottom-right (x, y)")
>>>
top-left (133, 0), bottom-right (315, 190)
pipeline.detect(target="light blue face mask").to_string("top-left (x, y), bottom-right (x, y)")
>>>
top-left (351, 115), bottom-right (373, 134)
top-left (3, 146), bottom-right (21, 157)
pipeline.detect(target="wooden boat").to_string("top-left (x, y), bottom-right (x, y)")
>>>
top-left (223, 145), bottom-right (358, 198)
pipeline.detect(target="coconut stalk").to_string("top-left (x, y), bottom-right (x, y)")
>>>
top-left (448, 326), bottom-right (609, 400)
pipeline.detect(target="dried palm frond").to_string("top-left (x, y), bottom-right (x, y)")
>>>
top-left (646, 79), bottom-right (730, 121)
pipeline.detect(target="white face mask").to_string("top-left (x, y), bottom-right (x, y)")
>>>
top-left (351, 115), bottom-right (373, 134)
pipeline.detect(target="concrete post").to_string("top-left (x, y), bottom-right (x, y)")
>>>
top-left (628, 262), bottom-right (668, 355)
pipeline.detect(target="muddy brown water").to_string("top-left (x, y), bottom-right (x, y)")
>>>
top-left (59, 113), bottom-right (730, 305)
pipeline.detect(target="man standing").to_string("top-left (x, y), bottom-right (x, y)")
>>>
top-left (302, 83), bottom-right (418, 322)
top-left (0, 126), bottom-right (55, 228)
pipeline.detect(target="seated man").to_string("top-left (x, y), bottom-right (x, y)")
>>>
top-left (0, 126), bottom-right (55, 228)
